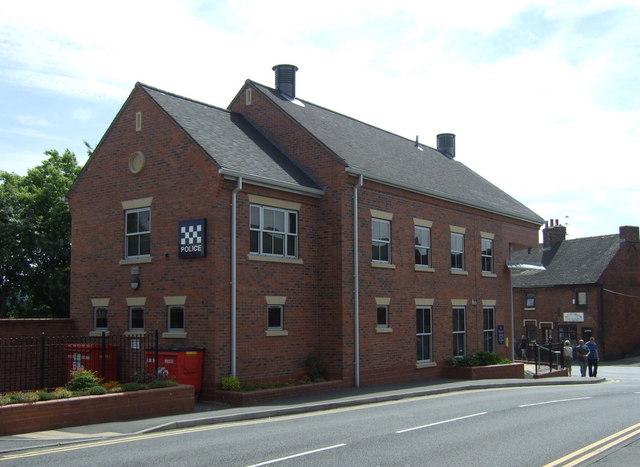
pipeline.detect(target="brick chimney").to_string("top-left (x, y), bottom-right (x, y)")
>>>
top-left (542, 219), bottom-right (566, 249)
top-left (619, 225), bottom-right (639, 242)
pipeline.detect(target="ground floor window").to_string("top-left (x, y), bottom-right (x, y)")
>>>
top-left (453, 307), bottom-right (466, 356)
top-left (483, 307), bottom-right (495, 352)
top-left (94, 307), bottom-right (108, 330)
top-left (416, 306), bottom-right (432, 362)
top-left (268, 305), bottom-right (284, 330)
top-left (129, 307), bottom-right (144, 331)
top-left (168, 306), bottom-right (185, 332)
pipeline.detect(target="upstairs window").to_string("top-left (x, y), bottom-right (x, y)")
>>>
top-left (372, 218), bottom-right (391, 263)
top-left (250, 205), bottom-right (298, 258)
top-left (415, 226), bottom-right (431, 267)
top-left (125, 208), bottom-right (150, 259)
top-left (575, 291), bottom-right (587, 307)
top-left (481, 238), bottom-right (494, 273)
top-left (451, 232), bottom-right (465, 270)
top-left (525, 292), bottom-right (536, 308)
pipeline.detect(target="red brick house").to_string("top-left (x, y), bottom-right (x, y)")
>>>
top-left (511, 221), bottom-right (640, 359)
top-left (68, 65), bottom-right (544, 401)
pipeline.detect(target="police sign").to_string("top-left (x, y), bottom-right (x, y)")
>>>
top-left (179, 218), bottom-right (206, 259)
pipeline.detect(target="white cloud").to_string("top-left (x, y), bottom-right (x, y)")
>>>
top-left (1, 0), bottom-right (639, 236)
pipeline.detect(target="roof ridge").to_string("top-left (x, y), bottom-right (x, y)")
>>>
top-left (137, 82), bottom-right (231, 114)
top-left (247, 80), bottom-right (438, 153)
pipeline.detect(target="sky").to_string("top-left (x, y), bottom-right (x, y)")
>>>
top-left (1, 0), bottom-right (639, 240)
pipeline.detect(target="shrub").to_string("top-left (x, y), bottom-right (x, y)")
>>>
top-left (148, 379), bottom-right (178, 389)
top-left (120, 382), bottom-right (144, 392)
top-left (452, 351), bottom-right (512, 367)
top-left (304, 354), bottom-right (327, 381)
top-left (52, 387), bottom-right (74, 399)
top-left (0, 394), bottom-right (11, 406)
top-left (36, 390), bottom-right (57, 401)
top-left (11, 392), bottom-right (39, 404)
top-left (221, 376), bottom-right (241, 391)
top-left (88, 385), bottom-right (108, 395)
top-left (66, 370), bottom-right (102, 392)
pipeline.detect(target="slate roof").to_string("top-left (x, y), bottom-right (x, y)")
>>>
top-left (140, 84), bottom-right (323, 194)
top-left (510, 234), bottom-right (621, 287)
top-left (251, 81), bottom-right (544, 225)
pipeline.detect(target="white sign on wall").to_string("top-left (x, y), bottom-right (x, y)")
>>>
top-left (563, 312), bottom-right (584, 322)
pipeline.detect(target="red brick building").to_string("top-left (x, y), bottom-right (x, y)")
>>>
top-left (511, 221), bottom-right (640, 359)
top-left (68, 65), bottom-right (543, 401)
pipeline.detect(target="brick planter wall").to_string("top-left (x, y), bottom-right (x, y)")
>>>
top-left (0, 384), bottom-right (194, 436)
top-left (213, 380), bottom-right (346, 406)
top-left (442, 363), bottom-right (525, 380)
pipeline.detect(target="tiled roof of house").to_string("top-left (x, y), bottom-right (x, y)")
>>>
top-left (140, 84), bottom-right (323, 194)
top-left (251, 81), bottom-right (544, 225)
top-left (511, 234), bottom-right (620, 287)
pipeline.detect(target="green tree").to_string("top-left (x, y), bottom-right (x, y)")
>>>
top-left (0, 149), bottom-right (82, 318)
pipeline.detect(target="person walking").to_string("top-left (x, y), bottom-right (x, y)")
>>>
top-left (586, 337), bottom-right (599, 377)
top-left (520, 335), bottom-right (529, 361)
top-left (574, 339), bottom-right (590, 377)
top-left (563, 340), bottom-right (574, 376)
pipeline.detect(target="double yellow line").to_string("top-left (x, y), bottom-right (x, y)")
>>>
top-left (544, 422), bottom-right (640, 466)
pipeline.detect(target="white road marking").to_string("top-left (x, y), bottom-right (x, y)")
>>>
top-left (519, 396), bottom-right (591, 407)
top-left (396, 412), bottom-right (488, 433)
top-left (245, 444), bottom-right (346, 467)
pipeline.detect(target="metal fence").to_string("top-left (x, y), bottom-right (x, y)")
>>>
top-left (1, 331), bottom-right (160, 393)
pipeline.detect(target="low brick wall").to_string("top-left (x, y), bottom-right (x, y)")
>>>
top-left (213, 380), bottom-right (346, 406)
top-left (0, 384), bottom-right (194, 436)
top-left (442, 363), bottom-right (525, 380)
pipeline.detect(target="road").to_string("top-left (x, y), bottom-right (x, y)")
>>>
top-left (2, 365), bottom-right (639, 466)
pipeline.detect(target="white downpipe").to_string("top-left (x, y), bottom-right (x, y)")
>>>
top-left (353, 175), bottom-right (363, 387)
top-left (231, 177), bottom-right (243, 377)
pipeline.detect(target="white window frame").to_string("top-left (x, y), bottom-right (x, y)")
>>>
top-left (525, 292), bottom-right (536, 308)
top-left (250, 204), bottom-right (298, 258)
top-left (376, 305), bottom-right (389, 328)
top-left (94, 307), bottom-right (108, 331)
top-left (453, 306), bottom-right (466, 356)
top-left (167, 305), bottom-right (185, 332)
top-left (576, 291), bottom-right (587, 307)
top-left (125, 207), bottom-right (151, 259)
top-left (129, 306), bottom-right (145, 332)
top-left (415, 226), bottom-right (431, 267)
top-left (372, 218), bottom-right (391, 263)
top-left (481, 238), bottom-right (494, 273)
top-left (267, 304), bottom-right (284, 331)
top-left (483, 307), bottom-right (495, 352)
top-left (451, 232), bottom-right (465, 270)
top-left (416, 306), bottom-right (432, 362)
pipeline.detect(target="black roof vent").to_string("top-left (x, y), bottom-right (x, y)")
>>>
top-left (273, 64), bottom-right (298, 99)
top-left (437, 133), bottom-right (455, 159)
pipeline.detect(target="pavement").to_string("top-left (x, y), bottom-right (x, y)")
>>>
top-left (0, 361), bottom-right (615, 455)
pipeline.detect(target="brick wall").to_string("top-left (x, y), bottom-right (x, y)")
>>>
top-left (0, 319), bottom-right (76, 338)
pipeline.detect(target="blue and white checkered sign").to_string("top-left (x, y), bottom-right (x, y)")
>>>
top-left (179, 218), bottom-right (206, 258)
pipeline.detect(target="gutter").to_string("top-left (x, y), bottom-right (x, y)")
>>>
top-left (345, 167), bottom-right (544, 226)
top-left (219, 168), bottom-right (324, 198)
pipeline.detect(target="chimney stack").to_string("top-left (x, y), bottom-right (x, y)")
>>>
top-left (273, 64), bottom-right (298, 99)
top-left (542, 219), bottom-right (567, 249)
top-left (619, 225), bottom-right (639, 242)
top-left (437, 133), bottom-right (455, 159)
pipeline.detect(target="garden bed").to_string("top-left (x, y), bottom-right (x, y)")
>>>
top-left (442, 362), bottom-right (525, 380)
top-left (0, 384), bottom-right (194, 436)
top-left (213, 380), bottom-right (346, 406)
